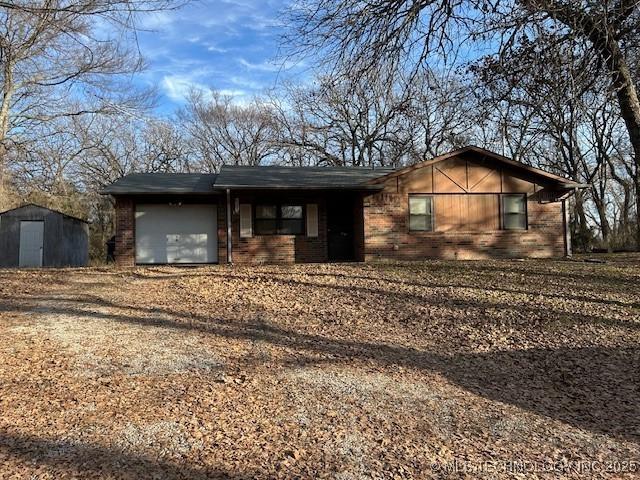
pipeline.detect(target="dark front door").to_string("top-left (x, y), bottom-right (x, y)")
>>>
top-left (327, 196), bottom-right (355, 261)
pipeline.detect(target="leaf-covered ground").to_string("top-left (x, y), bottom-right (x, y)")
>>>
top-left (0, 256), bottom-right (639, 479)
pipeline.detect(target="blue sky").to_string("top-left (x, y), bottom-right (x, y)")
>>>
top-left (135, 0), bottom-right (305, 114)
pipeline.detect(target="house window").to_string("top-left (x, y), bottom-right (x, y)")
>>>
top-left (254, 204), bottom-right (304, 235)
top-left (255, 205), bottom-right (277, 234)
top-left (502, 194), bottom-right (527, 230)
top-left (279, 205), bottom-right (304, 234)
top-left (409, 195), bottom-right (434, 231)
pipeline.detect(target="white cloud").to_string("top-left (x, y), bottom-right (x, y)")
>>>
top-left (136, 1), bottom-right (308, 112)
top-left (218, 89), bottom-right (247, 97)
top-left (230, 76), bottom-right (263, 89)
top-left (207, 44), bottom-right (229, 53)
top-left (161, 75), bottom-right (209, 102)
top-left (238, 58), bottom-right (295, 72)
top-left (161, 75), bottom-right (248, 103)
top-left (139, 11), bottom-right (175, 30)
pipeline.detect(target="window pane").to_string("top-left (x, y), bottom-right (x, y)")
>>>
top-left (279, 219), bottom-right (304, 235)
top-left (281, 205), bottom-right (303, 219)
top-left (410, 214), bottom-right (432, 231)
top-left (503, 195), bottom-right (525, 214)
top-left (255, 219), bottom-right (277, 234)
top-left (504, 213), bottom-right (526, 230)
top-left (256, 205), bottom-right (277, 219)
top-left (409, 197), bottom-right (428, 215)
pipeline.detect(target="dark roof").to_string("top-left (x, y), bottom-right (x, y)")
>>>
top-left (101, 146), bottom-right (585, 195)
top-left (101, 173), bottom-right (219, 195)
top-left (0, 203), bottom-right (89, 223)
top-left (214, 165), bottom-right (395, 190)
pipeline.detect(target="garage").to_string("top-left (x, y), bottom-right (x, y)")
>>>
top-left (135, 204), bottom-right (218, 264)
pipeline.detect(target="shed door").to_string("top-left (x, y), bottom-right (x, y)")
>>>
top-left (19, 221), bottom-right (44, 268)
top-left (135, 204), bottom-right (217, 264)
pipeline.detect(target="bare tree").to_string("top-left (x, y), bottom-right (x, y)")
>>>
top-left (0, 0), bottom-right (184, 206)
top-left (64, 112), bottom-right (190, 191)
top-left (289, 0), bottom-right (640, 245)
top-left (179, 90), bottom-right (277, 171)
top-left (474, 29), bottom-right (638, 250)
top-left (404, 70), bottom-right (476, 160)
top-left (0, 1), bottom-right (181, 16)
top-left (607, 153), bottom-right (636, 249)
top-left (269, 70), bottom-right (484, 168)
top-left (271, 76), bottom-right (411, 167)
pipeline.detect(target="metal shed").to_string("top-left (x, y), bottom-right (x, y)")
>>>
top-left (0, 204), bottom-right (89, 268)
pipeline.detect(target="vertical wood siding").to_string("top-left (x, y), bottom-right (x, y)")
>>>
top-left (364, 152), bottom-right (567, 260)
top-left (434, 194), bottom-right (499, 232)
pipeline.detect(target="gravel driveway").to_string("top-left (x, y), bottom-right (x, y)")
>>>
top-left (0, 257), bottom-right (639, 479)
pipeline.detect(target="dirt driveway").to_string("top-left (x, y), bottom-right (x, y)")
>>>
top-left (0, 258), bottom-right (639, 479)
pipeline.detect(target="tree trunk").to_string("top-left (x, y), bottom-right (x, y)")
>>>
top-left (594, 199), bottom-right (611, 252)
top-left (608, 157), bottom-right (635, 249)
top-left (572, 191), bottom-right (591, 252)
top-left (636, 181), bottom-right (640, 250)
top-left (609, 58), bottom-right (640, 249)
top-left (528, 1), bottom-right (640, 247)
top-left (0, 151), bottom-right (5, 210)
top-left (0, 53), bottom-right (15, 210)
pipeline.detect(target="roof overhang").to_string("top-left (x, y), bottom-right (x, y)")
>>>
top-left (100, 173), bottom-right (219, 196)
top-left (100, 190), bottom-right (223, 196)
top-left (213, 185), bottom-right (385, 191)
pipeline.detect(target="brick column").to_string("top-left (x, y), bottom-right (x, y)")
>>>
top-left (115, 196), bottom-right (135, 267)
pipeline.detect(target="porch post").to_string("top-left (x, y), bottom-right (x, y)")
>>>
top-left (226, 188), bottom-right (233, 264)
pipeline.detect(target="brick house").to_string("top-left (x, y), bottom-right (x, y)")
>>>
top-left (102, 146), bottom-right (584, 265)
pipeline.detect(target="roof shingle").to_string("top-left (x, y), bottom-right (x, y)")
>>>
top-left (214, 165), bottom-right (394, 190)
top-left (101, 173), bottom-right (218, 195)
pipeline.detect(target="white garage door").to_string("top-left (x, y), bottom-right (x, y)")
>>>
top-left (135, 204), bottom-right (218, 264)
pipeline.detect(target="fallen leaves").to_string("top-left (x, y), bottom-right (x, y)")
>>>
top-left (0, 256), bottom-right (639, 478)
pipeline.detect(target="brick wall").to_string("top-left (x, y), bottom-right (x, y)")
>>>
top-left (111, 194), bottom-right (327, 265)
top-left (363, 190), bottom-right (566, 260)
top-left (230, 194), bottom-right (328, 264)
top-left (113, 182), bottom-right (566, 265)
top-left (114, 196), bottom-right (135, 266)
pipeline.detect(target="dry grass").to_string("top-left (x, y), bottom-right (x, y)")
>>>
top-left (0, 255), bottom-right (639, 479)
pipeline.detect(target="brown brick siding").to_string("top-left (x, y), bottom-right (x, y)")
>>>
top-left (112, 179), bottom-right (566, 265)
top-left (112, 194), bottom-right (328, 266)
top-left (114, 197), bottom-right (135, 267)
top-left (230, 194), bottom-right (328, 264)
top-left (363, 190), bottom-right (566, 260)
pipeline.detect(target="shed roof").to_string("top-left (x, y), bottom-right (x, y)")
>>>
top-left (0, 203), bottom-right (89, 223)
top-left (101, 173), bottom-right (219, 195)
top-left (214, 165), bottom-right (394, 190)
